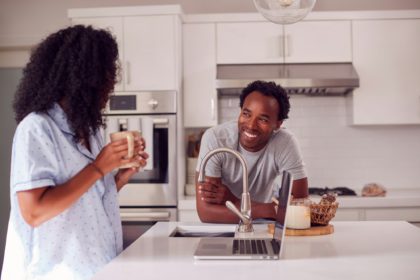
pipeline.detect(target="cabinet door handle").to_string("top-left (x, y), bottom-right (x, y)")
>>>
top-left (126, 61), bottom-right (131, 85)
top-left (279, 35), bottom-right (284, 58)
top-left (285, 34), bottom-right (292, 57)
top-left (211, 98), bottom-right (216, 121)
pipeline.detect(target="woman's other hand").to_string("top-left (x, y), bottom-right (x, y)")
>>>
top-left (114, 151), bottom-right (149, 191)
top-left (135, 136), bottom-right (146, 152)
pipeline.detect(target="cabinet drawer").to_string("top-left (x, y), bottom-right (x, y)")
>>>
top-left (334, 208), bottom-right (363, 221)
top-left (365, 207), bottom-right (420, 222)
top-left (178, 210), bottom-right (201, 222)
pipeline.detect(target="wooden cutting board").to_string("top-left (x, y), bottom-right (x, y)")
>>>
top-left (268, 223), bottom-right (334, 236)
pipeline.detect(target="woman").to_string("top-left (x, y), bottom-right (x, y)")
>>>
top-left (1, 25), bottom-right (148, 280)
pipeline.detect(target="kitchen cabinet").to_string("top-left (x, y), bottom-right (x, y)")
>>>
top-left (71, 14), bottom-right (181, 91)
top-left (352, 19), bottom-right (420, 124)
top-left (71, 17), bottom-right (124, 91)
top-left (124, 16), bottom-right (180, 91)
top-left (178, 209), bottom-right (200, 222)
top-left (283, 20), bottom-right (352, 63)
top-left (183, 23), bottom-right (217, 127)
top-left (216, 20), bottom-right (351, 64)
top-left (216, 22), bottom-right (283, 64)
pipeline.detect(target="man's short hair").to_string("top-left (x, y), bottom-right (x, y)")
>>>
top-left (239, 80), bottom-right (290, 121)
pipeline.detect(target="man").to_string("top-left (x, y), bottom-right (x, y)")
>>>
top-left (195, 80), bottom-right (308, 223)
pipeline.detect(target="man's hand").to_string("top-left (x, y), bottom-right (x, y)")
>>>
top-left (198, 180), bottom-right (237, 204)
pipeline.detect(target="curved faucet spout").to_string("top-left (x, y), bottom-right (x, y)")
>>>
top-left (198, 147), bottom-right (253, 233)
top-left (198, 148), bottom-right (248, 194)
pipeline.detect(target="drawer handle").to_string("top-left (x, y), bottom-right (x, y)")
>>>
top-left (120, 212), bottom-right (170, 221)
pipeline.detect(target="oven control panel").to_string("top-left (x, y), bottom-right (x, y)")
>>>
top-left (110, 95), bottom-right (137, 111)
top-left (105, 91), bottom-right (176, 115)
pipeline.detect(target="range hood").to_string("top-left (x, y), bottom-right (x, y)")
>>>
top-left (216, 63), bottom-right (359, 96)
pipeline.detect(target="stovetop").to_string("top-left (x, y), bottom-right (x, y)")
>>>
top-left (309, 187), bottom-right (357, 196)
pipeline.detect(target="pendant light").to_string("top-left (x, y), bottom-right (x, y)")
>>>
top-left (253, 0), bottom-right (317, 24)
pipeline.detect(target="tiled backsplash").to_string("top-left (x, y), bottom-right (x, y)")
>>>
top-left (219, 95), bottom-right (420, 191)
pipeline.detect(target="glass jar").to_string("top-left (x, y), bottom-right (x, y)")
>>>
top-left (286, 198), bottom-right (311, 229)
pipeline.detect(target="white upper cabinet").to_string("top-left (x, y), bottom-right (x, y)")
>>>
top-left (217, 22), bottom-right (284, 64)
top-left (71, 13), bottom-right (181, 92)
top-left (124, 15), bottom-right (179, 91)
top-left (352, 19), bottom-right (420, 124)
top-left (71, 17), bottom-right (124, 91)
top-left (283, 20), bottom-right (352, 63)
top-left (183, 23), bottom-right (217, 127)
top-left (216, 20), bottom-right (351, 64)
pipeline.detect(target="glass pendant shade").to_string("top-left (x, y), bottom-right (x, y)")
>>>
top-left (253, 0), bottom-right (317, 24)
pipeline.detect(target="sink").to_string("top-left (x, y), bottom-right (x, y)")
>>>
top-left (169, 225), bottom-right (236, 238)
top-left (169, 223), bottom-right (274, 238)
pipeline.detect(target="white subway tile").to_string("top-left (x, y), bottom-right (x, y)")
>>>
top-left (217, 96), bottom-right (420, 190)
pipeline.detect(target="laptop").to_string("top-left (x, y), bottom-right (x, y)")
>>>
top-left (194, 170), bottom-right (292, 260)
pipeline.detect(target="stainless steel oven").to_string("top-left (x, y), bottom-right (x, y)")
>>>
top-left (103, 91), bottom-right (178, 248)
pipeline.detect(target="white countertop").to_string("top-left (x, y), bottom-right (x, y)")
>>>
top-left (93, 221), bottom-right (420, 280)
top-left (178, 189), bottom-right (420, 210)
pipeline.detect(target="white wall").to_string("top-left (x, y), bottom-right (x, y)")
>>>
top-left (219, 95), bottom-right (420, 192)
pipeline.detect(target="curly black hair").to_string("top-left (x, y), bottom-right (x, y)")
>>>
top-left (239, 80), bottom-right (290, 121)
top-left (13, 25), bottom-right (119, 143)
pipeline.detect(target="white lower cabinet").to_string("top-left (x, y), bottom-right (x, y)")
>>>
top-left (352, 19), bottom-right (420, 125)
top-left (365, 207), bottom-right (420, 222)
top-left (334, 209), bottom-right (364, 221)
top-left (178, 210), bottom-right (201, 223)
top-left (336, 207), bottom-right (420, 223)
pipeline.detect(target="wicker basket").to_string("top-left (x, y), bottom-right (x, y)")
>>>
top-left (310, 202), bottom-right (339, 226)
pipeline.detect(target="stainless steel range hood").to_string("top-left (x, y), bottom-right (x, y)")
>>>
top-left (216, 63), bottom-right (359, 96)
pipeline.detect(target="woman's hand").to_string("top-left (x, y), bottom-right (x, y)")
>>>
top-left (93, 138), bottom-right (133, 174)
top-left (93, 134), bottom-right (147, 174)
top-left (135, 136), bottom-right (146, 153)
top-left (115, 151), bottom-right (149, 191)
top-left (115, 135), bottom-right (148, 190)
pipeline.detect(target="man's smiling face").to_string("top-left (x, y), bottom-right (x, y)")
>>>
top-left (238, 91), bottom-right (282, 152)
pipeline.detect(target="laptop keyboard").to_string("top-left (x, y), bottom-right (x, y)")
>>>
top-left (233, 239), bottom-right (268, 255)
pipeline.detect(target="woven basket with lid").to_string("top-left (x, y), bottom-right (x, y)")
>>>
top-left (310, 201), bottom-right (339, 226)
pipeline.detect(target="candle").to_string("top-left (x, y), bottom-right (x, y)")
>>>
top-left (286, 204), bottom-right (311, 229)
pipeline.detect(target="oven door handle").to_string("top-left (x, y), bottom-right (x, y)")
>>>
top-left (120, 212), bottom-right (171, 222)
top-left (153, 118), bottom-right (169, 125)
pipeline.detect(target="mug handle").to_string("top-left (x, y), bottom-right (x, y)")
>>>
top-left (125, 133), bottom-right (134, 159)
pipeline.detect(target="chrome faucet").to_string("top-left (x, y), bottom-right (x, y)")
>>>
top-left (197, 147), bottom-right (254, 233)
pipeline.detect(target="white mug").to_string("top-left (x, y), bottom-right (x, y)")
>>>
top-left (110, 130), bottom-right (142, 169)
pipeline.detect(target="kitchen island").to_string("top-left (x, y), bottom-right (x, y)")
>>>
top-left (93, 221), bottom-right (420, 280)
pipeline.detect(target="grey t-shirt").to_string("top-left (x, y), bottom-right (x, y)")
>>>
top-left (196, 120), bottom-right (307, 203)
